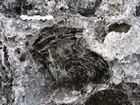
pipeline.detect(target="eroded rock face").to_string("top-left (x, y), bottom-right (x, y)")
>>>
top-left (0, 0), bottom-right (140, 105)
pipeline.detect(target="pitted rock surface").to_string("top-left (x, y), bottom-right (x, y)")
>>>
top-left (0, 0), bottom-right (140, 105)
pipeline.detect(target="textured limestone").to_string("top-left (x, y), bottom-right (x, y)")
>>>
top-left (0, 0), bottom-right (140, 105)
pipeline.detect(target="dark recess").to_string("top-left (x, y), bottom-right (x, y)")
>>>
top-left (0, 46), bottom-right (13, 105)
top-left (85, 83), bottom-right (132, 105)
top-left (19, 53), bottom-right (26, 62)
top-left (108, 23), bottom-right (131, 33)
top-left (23, 4), bottom-right (32, 10)
top-left (15, 7), bottom-right (21, 14)
top-left (1, 0), bottom-right (33, 16)
top-left (68, 0), bottom-right (102, 17)
top-left (136, 4), bottom-right (140, 16)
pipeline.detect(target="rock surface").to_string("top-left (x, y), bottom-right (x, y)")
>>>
top-left (0, 0), bottom-right (140, 105)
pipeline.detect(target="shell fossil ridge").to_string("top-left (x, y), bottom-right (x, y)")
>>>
top-left (30, 26), bottom-right (110, 90)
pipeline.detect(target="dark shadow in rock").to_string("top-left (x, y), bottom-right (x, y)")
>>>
top-left (68, 0), bottom-right (102, 17)
top-left (16, 0), bottom-right (33, 15)
top-left (15, 6), bottom-right (21, 15)
top-left (108, 23), bottom-right (131, 33)
top-left (3, 46), bottom-right (10, 67)
top-left (59, 81), bottom-right (140, 105)
top-left (30, 26), bottom-right (110, 91)
top-left (22, 4), bottom-right (32, 10)
top-left (0, 0), bottom-right (33, 17)
top-left (123, 82), bottom-right (140, 104)
top-left (85, 83), bottom-right (132, 105)
top-left (0, 46), bottom-right (13, 105)
top-left (136, 4), bottom-right (140, 16)
top-left (0, 0), bottom-right (4, 5)
top-left (19, 53), bottom-right (26, 62)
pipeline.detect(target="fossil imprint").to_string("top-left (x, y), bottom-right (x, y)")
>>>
top-left (30, 26), bottom-right (110, 90)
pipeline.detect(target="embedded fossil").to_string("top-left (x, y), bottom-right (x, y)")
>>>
top-left (30, 26), bottom-right (110, 90)
top-left (0, 0), bottom-right (140, 105)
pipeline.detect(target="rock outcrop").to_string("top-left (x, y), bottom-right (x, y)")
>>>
top-left (0, 0), bottom-right (140, 105)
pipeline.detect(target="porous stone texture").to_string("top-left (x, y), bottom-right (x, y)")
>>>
top-left (0, 0), bottom-right (140, 105)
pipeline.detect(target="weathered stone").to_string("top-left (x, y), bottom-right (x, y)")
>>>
top-left (0, 0), bottom-right (140, 105)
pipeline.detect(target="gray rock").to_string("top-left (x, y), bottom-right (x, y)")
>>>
top-left (0, 0), bottom-right (140, 105)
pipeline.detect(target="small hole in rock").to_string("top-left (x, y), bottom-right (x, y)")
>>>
top-left (2, 66), bottom-right (6, 70)
top-left (60, 7), bottom-right (64, 11)
top-left (15, 7), bottom-right (21, 15)
top-left (19, 53), bottom-right (26, 62)
top-left (15, 48), bottom-right (21, 54)
top-left (108, 23), bottom-right (131, 33)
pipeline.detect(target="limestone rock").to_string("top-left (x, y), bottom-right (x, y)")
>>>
top-left (0, 0), bottom-right (140, 105)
